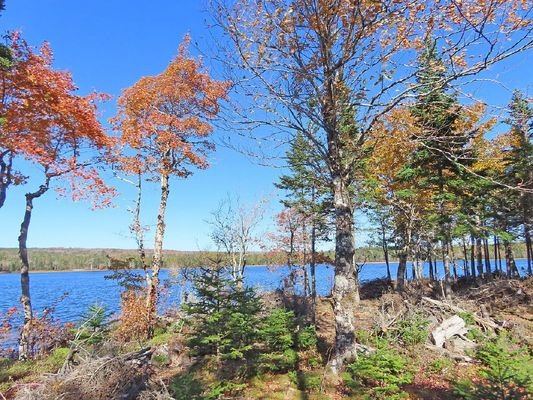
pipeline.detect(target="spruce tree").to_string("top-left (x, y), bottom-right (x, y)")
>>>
top-left (275, 132), bottom-right (332, 299)
top-left (507, 91), bottom-right (533, 275)
top-left (406, 39), bottom-right (474, 294)
top-left (184, 265), bottom-right (262, 360)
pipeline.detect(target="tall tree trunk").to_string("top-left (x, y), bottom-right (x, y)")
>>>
top-left (462, 238), bottom-right (469, 277)
top-left (0, 150), bottom-right (14, 209)
top-left (132, 173), bottom-right (149, 283)
top-left (470, 235), bottom-right (476, 278)
top-left (310, 223), bottom-right (317, 300)
top-left (18, 177), bottom-right (50, 360)
top-left (397, 251), bottom-right (408, 291)
top-left (450, 243), bottom-right (458, 279)
top-left (442, 241), bottom-right (452, 299)
top-left (525, 227), bottom-right (532, 276)
top-left (146, 172), bottom-right (170, 336)
top-left (476, 237), bottom-right (484, 278)
top-left (522, 177), bottom-right (532, 275)
top-left (496, 237), bottom-right (503, 271)
top-left (331, 175), bottom-right (359, 372)
top-left (503, 240), bottom-right (518, 278)
top-left (493, 236), bottom-right (499, 272)
top-left (483, 238), bottom-right (491, 276)
top-left (382, 230), bottom-right (391, 282)
top-left (428, 252), bottom-right (434, 281)
top-left (302, 220), bottom-right (309, 298)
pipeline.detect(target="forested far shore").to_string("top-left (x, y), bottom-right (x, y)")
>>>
top-left (0, 244), bottom-right (529, 273)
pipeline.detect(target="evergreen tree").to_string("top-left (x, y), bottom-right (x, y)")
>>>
top-left (184, 264), bottom-right (262, 361)
top-left (406, 39), bottom-right (475, 295)
top-left (504, 91), bottom-right (533, 275)
top-left (275, 132), bottom-right (332, 299)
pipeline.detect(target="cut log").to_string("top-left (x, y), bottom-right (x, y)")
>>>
top-left (431, 315), bottom-right (467, 347)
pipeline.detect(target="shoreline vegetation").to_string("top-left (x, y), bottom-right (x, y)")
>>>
top-left (0, 244), bottom-right (529, 273)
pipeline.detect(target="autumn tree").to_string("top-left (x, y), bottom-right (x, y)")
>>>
top-left (113, 36), bottom-right (229, 334)
top-left (213, 0), bottom-right (532, 371)
top-left (0, 34), bottom-right (114, 359)
top-left (365, 107), bottom-right (433, 290)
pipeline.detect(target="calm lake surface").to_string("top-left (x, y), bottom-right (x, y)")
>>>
top-left (0, 259), bottom-right (529, 326)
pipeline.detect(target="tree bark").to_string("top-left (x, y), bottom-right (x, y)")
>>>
top-left (132, 173), bottom-right (149, 284)
top-left (462, 238), bottom-right (469, 277)
top-left (483, 238), bottom-right (491, 276)
top-left (310, 223), bottom-right (317, 300)
top-left (330, 175), bottom-right (359, 372)
top-left (503, 240), bottom-right (518, 278)
top-left (525, 227), bottom-right (532, 276)
top-left (397, 252), bottom-right (408, 291)
top-left (0, 150), bottom-right (14, 209)
top-left (383, 230), bottom-right (391, 283)
top-left (470, 235), bottom-right (476, 278)
top-left (428, 252), bottom-right (434, 281)
top-left (146, 172), bottom-right (170, 336)
top-left (476, 237), bottom-right (483, 278)
top-left (442, 241), bottom-right (452, 299)
top-left (496, 237), bottom-right (503, 271)
top-left (18, 176), bottom-right (50, 360)
top-left (493, 236), bottom-right (499, 272)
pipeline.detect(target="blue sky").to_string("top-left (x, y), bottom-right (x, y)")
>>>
top-left (0, 1), bottom-right (531, 251)
top-left (0, 0), bottom-right (284, 250)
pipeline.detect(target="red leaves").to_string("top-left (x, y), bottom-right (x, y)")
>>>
top-left (113, 35), bottom-right (230, 180)
top-left (0, 33), bottom-right (115, 206)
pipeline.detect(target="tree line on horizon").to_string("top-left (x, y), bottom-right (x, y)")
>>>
top-left (2, 244), bottom-right (528, 273)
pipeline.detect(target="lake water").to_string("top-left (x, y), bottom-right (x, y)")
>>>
top-left (0, 259), bottom-right (530, 328)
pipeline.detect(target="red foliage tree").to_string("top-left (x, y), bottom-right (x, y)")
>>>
top-left (0, 33), bottom-right (115, 359)
top-left (113, 36), bottom-right (230, 334)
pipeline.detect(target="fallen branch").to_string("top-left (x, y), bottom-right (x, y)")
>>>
top-left (421, 297), bottom-right (499, 330)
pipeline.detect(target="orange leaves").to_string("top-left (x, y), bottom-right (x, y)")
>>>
top-left (0, 33), bottom-right (115, 206)
top-left (113, 36), bottom-right (230, 180)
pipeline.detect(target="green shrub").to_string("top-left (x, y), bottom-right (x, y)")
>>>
top-left (346, 346), bottom-right (413, 399)
top-left (454, 334), bottom-right (533, 399)
top-left (466, 326), bottom-right (484, 342)
top-left (458, 311), bottom-right (476, 326)
top-left (185, 267), bottom-right (262, 361)
top-left (297, 325), bottom-right (318, 350)
top-left (75, 304), bottom-right (110, 345)
top-left (258, 308), bottom-right (295, 351)
top-left (152, 353), bottom-right (170, 366)
top-left (396, 312), bottom-right (430, 346)
top-left (307, 355), bottom-right (322, 368)
top-left (170, 372), bottom-right (204, 400)
top-left (288, 371), bottom-right (322, 392)
top-left (428, 357), bottom-right (454, 374)
top-left (149, 331), bottom-right (172, 346)
top-left (258, 348), bottom-right (298, 372)
top-left (205, 380), bottom-right (246, 400)
top-left (355, 329), bottom-right (375, 346)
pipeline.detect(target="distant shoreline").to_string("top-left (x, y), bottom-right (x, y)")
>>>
top-left (0, 258), bottom-right (528, 275)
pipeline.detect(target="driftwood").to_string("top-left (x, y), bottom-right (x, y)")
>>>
top-left (421, 296), bottom-right (499, 330)
top-left (431, 315), bottom-right (467, 348)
